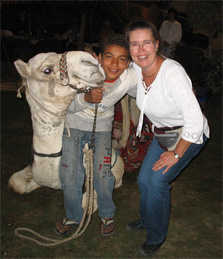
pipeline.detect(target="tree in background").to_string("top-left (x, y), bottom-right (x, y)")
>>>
top-left (186, 1), bottom-right (222, 58)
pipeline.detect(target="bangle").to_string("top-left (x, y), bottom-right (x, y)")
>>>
top-left (174, 151), bottom-right (181, 160)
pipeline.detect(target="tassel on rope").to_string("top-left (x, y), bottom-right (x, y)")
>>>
top-left (17, 85), bottom-right (25, 98)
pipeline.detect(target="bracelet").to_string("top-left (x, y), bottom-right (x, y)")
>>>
top-left (174, 151), bottom-right (181, 160)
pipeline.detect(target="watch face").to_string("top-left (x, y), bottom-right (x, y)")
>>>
top-left (174, 152), bottom-right (180, 159)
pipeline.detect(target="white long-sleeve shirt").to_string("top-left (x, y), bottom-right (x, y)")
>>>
top-left (66, 66), bottom-right (137, 132)
top-left (134, 59), bottom-right (210, 144)
top-left (159, 20), bottom-right (182, 46)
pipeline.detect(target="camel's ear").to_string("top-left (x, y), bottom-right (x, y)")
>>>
top-left (14, 59), bottom-right (31, 79)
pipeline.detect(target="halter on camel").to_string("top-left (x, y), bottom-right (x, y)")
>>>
top-left (15, 52), bottom-right (98, 246)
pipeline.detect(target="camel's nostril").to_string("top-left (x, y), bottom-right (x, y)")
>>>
top-left (73, 74), bottom-right (81, 80)
top-left (96, 80), bottom-right (104, 86)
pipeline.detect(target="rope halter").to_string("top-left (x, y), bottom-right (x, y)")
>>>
top-left (59, 52), bottom-right (93, 94)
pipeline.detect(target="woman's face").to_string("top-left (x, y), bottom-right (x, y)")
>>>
top-left (129, 29), bottom-right (159, 70)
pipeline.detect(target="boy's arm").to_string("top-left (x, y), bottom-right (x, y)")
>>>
top-left (126, 67), bottom-right (138, 98)
top-left (67, 87), bottom-right (104, 113)
top-left (127, 85), bottom-right (137, 98)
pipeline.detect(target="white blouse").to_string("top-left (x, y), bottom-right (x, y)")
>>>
top-left (134, 59), bottom-right (210, 144)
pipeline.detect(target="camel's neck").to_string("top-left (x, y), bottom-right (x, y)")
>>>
top-left (25, 90), bottom-right (69, 153)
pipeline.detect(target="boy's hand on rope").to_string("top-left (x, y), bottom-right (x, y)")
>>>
top-left (84, 87), bottom-right (104, 103)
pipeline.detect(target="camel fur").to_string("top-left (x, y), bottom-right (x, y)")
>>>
top-left (8, 51), bottom-right (124, 211)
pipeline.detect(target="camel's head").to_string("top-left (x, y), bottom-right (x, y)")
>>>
top-left (14, 51), bottom-right (105, 104)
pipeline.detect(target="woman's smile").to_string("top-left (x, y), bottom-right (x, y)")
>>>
top-left (138, 54), bottom-right (149, 61)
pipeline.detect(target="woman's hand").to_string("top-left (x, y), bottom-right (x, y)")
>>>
top-left (84, 87), bottom-right (104, 103)
top-left (152, 151), bottom-right (178, 174)
top-left (153, 139), bottom-right (192, 174)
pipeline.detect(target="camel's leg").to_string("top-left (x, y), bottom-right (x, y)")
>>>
top-left (8, 165), bottom-right (41, 194)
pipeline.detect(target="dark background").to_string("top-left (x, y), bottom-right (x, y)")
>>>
top-left (1, 1), bottom-right (194, 61)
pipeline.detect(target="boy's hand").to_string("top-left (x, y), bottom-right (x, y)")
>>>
top-left (84, 87), bottom-right (104, 103)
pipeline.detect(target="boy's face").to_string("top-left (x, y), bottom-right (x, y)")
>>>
top-left (99, 45), bottom-right (130, 81)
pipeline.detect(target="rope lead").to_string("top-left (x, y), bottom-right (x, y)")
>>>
top-left (14, 147), bottom-right (94, 247)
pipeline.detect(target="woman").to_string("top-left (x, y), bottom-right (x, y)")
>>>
top-left (125, 21), bottom-right (210, 256)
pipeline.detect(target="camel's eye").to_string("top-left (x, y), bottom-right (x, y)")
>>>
top-left (44, 68), bottom-right (53, 74)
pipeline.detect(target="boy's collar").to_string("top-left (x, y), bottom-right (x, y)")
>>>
top-left (104, 78), bottom-right (118, 83)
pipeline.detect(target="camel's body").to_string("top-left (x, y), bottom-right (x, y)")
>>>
top-left (8, 51), bottom-right (124, 208)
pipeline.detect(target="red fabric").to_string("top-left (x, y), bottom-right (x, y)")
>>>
top-left (114, 111), bottom-right (123, 122)
top-left (120, 117), bottom-right (153, 172)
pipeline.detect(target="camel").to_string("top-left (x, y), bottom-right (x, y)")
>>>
top-left (8, 51), bottom-right (124, 208)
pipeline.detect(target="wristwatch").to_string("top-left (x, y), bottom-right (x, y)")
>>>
top-left (174, 151), bottom-right (181, 160)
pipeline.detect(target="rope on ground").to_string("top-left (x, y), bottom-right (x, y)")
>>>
top-left (14, 146), bottom-right (94, 247)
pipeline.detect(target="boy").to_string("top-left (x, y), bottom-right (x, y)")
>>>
top-left (55, 34), bottom-right (137, 236)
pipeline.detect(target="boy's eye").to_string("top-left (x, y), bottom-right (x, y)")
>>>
top-left (120, 58), bottom-right (127, 62)
top-left (105, 55), bottom-right (112, 59)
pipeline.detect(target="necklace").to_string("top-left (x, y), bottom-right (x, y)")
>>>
top-left (142, 80), bottom-right (152, 95)
top-left (142, 60), bottom-right (161, 95)
top-left (142, 62), bottom-right (159, 79)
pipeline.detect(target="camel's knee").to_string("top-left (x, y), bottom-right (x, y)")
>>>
top-left (8, 166), bottom-right (41, 194)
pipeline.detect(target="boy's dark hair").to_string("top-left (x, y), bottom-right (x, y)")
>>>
top-left (100, 33), bottom-right (130, 60)
top-left (125, 20), bottom-right (159, 43)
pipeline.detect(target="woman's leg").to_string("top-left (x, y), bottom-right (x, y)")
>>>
top-left (138, 137), bottom-right (166, 243)
top-left (138, 135), bottom-right (207, 244)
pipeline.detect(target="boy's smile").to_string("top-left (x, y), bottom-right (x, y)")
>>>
top-left (99, 45), bottom-right (130, 81)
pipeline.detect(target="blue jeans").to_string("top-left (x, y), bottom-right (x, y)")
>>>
top-left (59, 128), bottom-right (116, 223)
top-left (138, 135), bottom-right (207, 244)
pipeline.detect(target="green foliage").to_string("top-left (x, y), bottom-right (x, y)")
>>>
top-left (204, 51), bottom-right (223, 93)
top-left (173, 42), bottom-right (211, 87)
top-left (187, 1), bottom-right (222, 34)
top-left (174, 44), bottom-right (222, 98)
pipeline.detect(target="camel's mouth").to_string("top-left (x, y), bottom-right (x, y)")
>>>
top-left (72, 74), bottom-right (104, 88)
top-left (72, 59), bottom-right (105, 87)
top-left (67, 79), bottom-right (104, 92)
